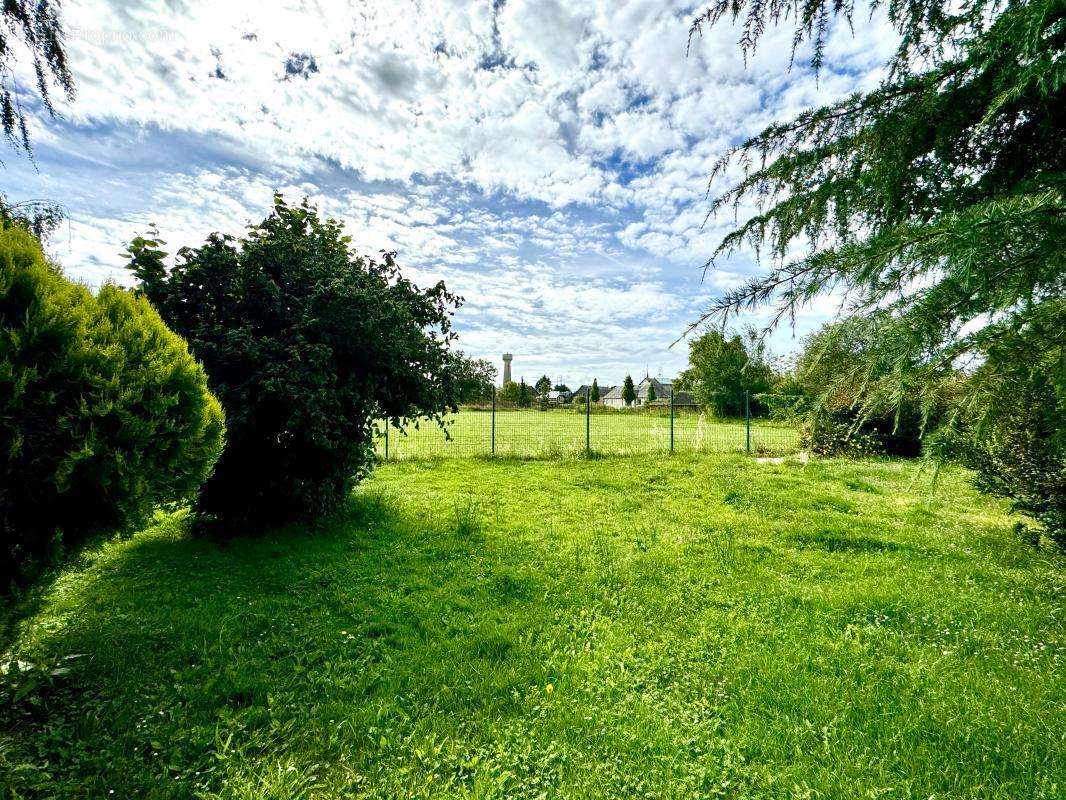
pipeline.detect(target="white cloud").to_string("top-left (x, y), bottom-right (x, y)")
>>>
top-left (10, 0), bottom-right (897, 378)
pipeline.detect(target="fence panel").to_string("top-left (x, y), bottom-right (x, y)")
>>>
top-left (373, 392), bottom-right (802, 460)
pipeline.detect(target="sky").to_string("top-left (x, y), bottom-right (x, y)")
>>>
top-left (5, 0), bottom-right (896, 388)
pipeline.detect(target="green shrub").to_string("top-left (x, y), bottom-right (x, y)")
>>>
top-left (0, 227), bottom-right (224, 587)
top-left (959, 371), bottom-right (1064, 546)
top-left (800, 412), bottom-right (881, 457)
top-left (754, 392), bottom-right (808, 423)
top-left (126, 195), bottom-right (460, 527)
top-left (796, 321), bottom-right (944, 457)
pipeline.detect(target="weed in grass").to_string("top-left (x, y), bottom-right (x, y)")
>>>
top-left (632, 524), bottom-right (660, 553)
top-left (452, 493), bottom-right (482, 538)
top-left (844, 478), bottom-right (880, 493)
top-left (708, 525), bottom-right (739, 565)
top-left (723, 490), bottom-right (746, 507)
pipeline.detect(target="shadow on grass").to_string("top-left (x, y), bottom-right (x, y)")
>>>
top-left (791, 530), bottom-right (903, 554)
top-left (0, 486), bottom-right (559, 796)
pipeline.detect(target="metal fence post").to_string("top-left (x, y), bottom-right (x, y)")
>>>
top-left (384, 420), bottom-right (389, 460)
top-left (585, 386), bottom-right (591, 455)
top-left (670, 389), bottom-right (675, 453)
top-left (745, 390), bottom-right (751, 454)
top-left (491, 386), bottom-right (496, 456)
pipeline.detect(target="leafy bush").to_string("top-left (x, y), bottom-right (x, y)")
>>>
top-left (126, 195), bottom-right (461, 527)
top-left (800, 412), bottom-right (881, 457)
top-left (796, 320), bottom-right (944, 457)
top-left (497, 380), bottom-right (520, 405)
top-left (755, 392), bottom-right (808, 423)
top-left (0, 226), bottom-right (224, 587)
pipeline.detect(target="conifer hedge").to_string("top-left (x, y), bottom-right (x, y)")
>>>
top-left (0, 226), bottom-right (224, 587)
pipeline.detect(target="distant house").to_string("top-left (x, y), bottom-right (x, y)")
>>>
top-left (544, 389), bottom-right (572, 405)
top-left (602, 376), bottom-right (697, 409)
top-left (571, 384), bottom-right (613, 402)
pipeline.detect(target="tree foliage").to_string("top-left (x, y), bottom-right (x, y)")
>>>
top-left (646, 381), bottom-right (657, 403)
top-left (952, 347), bottom-right (1064, 543)
top-left (0, 0), bottom-right (75, 158)
top-left (517, 378), bottom-right (533, 408)
top-left (126, 195), bottom-right (461, 527)
top-left (796, 319), bottom-right (951, 455)
top-left (689, 0), bottom-right (1064, 530)
top-left (590, 379), bottom-right (600, 403)
top-left (689, 0), bottom-right (1064, 421)
top-left (452, 352), bottom-right (497, 404)
top-left (679, 328), bottom-right (773, 416)
top-left (534, 374), bottom-right (552, 396)
top-left (0, 194), bottom-right (64, 241)
top-left (622, 375), bottom-right (637, 407)
top-left (1, 225), bottom-right (223, 587)
top-left (498, 380), bottom-right (520, 405)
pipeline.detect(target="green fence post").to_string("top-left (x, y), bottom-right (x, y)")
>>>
top-left (384, 420), bottom-right (389, 460)
top-left (585, 386), bottom-right (591, 455)
top-left (491, 386), bottom-right (496, 456)
top-left (745, 390), bottom-right (751, 454)
top-left (670, 389), bottom-right (675, 453)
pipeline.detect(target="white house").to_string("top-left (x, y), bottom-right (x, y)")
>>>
top-left (602, 376), bottom-right (674, 408)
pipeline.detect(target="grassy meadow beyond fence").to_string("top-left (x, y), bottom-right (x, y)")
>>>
top-left (374, 407), bottom-right (799, 459)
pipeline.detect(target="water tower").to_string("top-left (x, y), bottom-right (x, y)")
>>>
top-left (502, 353), bottom-right (513, 385)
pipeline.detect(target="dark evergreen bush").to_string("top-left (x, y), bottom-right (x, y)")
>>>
top-left (0, 226), bottom-right (224, 587)
top-left (797, 320), bottom-right (942, 457)
top-left (959, 371), bottom-right (1064, 547)
top-left (126, 195), bottom-right (461, 527)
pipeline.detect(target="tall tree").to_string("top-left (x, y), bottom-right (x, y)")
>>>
top-left (0, 1), bottom-right (75, 158)
top-left (126, 195), bottom-right (461, 526)
top-left (590, 379), bottom-right (600, 403)
top-left (452, 352), bottom-right (497, 404)
top-left (621, 375), bottom-right (637, 407)
top-left (688, 0), bottom-right (1064, 431)
top-left (535, 374), bottom-right (552, 396)
top-left (646, 382), bottom-right (657, 403)
top-left (517, 378), bottom-right (533, 408)
top-left (679, 329), bottom-right (773, 416)
top-left (689, 0), bottom-right (1064, 532)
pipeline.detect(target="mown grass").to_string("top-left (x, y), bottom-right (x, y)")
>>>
top-left (376, 408), bottom-right (799, 459)
top-left (1, 454), bottom-right (1062, 799)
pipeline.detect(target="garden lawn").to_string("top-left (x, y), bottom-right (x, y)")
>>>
top-left (1, 454), bottom-right (1062, 799)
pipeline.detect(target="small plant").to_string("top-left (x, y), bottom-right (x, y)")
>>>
top-left (453, 494), bottom-right (482, 538)
top-left (708, 525), bottom-right (738, 565)
top-left (633, 524), bottom-right (660, 553)
top-left (1, 654), bottom-right (83, 706)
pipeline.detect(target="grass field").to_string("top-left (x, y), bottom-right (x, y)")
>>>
top-left (2, 454), bottom-right (1062, 798)
top-left (376, 408), bottom-right (799, 459)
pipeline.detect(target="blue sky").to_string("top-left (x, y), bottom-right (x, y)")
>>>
top-left (6, 0), bottom-right (895, 387)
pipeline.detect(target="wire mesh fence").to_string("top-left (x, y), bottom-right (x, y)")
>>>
top-left (375, 391), bottom-right (801, 460)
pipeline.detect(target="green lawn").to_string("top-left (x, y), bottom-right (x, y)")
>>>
top-left (1, 454), bottom-right (1062, 799)
top-left (377, 408), bottom-right (799, 459)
